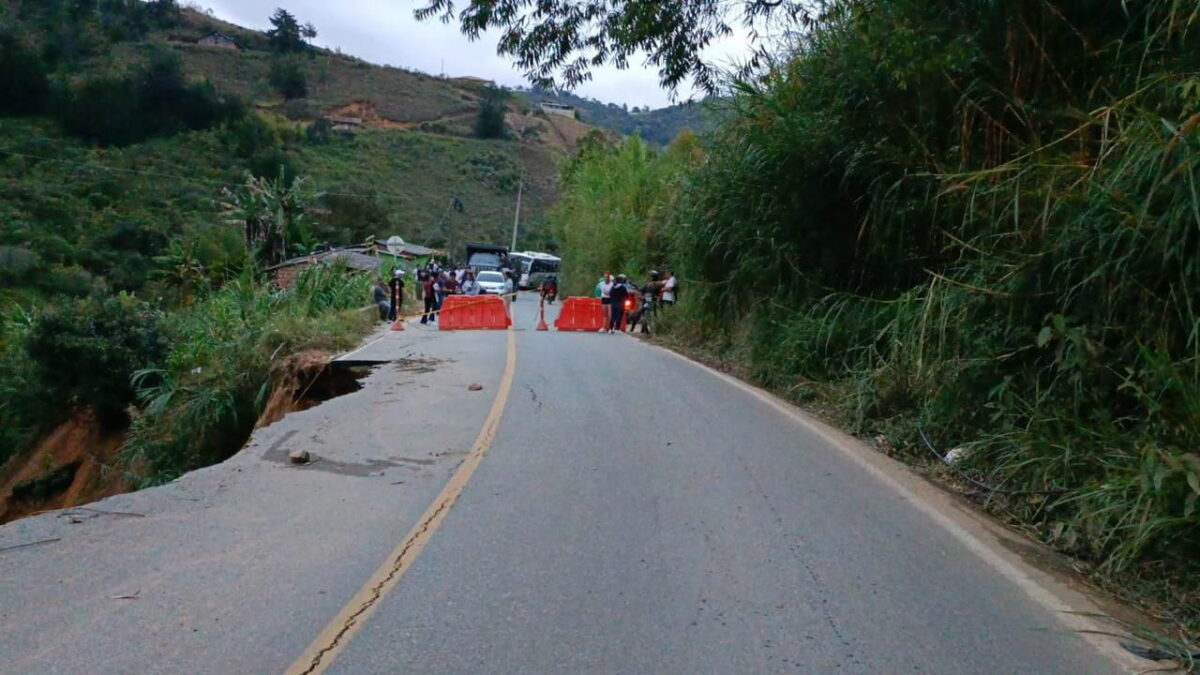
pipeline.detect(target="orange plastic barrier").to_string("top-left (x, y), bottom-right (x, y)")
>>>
top-left (554, 297), bottom-right (605, 332)
top-left (438, 294), bottom-right (511, 330)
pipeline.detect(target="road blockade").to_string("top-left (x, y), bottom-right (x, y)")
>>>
top-left (438, 295), bottom-right (511, 330)
top-left (554, 297), bottom-right (604, 332)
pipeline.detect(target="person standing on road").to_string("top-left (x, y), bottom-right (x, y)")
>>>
top-left (503, 271), bottom-right (515, 313)
top-left (606, 275), bottom-right (630, 333)
top-left (462, 271), bottom-right (480, 296)
top-left (388, 269), bottom-right (404, 322)
top-left (598, 272), bottom-right (614, 331)
top-left (421, 270), bottom-right (437, 324)
top-left (442, 271), bottom-right (460, 296)
top-left (662, 271), bottom-right (678, 306)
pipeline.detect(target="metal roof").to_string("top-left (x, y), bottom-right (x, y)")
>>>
top-left (266, 249), bottom-right (382, 272)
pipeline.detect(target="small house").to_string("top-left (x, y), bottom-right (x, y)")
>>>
top-left (265, 248), bottom-right (381, 290)
top-left (540, 102), bottom-right (575, 118)
top-left (325, 116), bottom-right (363, 133)
top-left (370, 240), bottom-right (439, 267)
top-left (198, 32), bottom-right (240, 49)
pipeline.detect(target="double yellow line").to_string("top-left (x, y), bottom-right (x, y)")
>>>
top-left (287, 326), bottom-right (518, 674)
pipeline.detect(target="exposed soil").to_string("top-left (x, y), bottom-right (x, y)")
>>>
top-left (0, 409), bottom-right (129, 524)
top-left (325, 100), bottom-right (406, 129)
top-left (1, 352), bottom-right (370, 525)
top-left (256, 351), bottom-right (367, 429)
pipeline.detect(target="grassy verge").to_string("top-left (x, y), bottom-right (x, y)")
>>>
top-left (120, 263), bottom-right (375, 485)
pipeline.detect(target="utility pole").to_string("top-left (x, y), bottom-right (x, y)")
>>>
top-left (436, 195), bottom-right (463, 263)
top-left (510, 179), bottom-right (523, 251)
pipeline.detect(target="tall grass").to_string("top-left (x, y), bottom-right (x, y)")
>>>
top-left (552, 134), bottom-right (695, 294)
top-left (558, 0), bottom-right (1200, 626)
top-left (121, 262), bottom-right (374, 483)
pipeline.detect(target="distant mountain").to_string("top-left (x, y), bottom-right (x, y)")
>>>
top-left (517, 87), bottom-right (716, 146)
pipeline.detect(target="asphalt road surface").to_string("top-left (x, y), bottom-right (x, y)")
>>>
top-left (0, 296), bottom-right (1145, 674)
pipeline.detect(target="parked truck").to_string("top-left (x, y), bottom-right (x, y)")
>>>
top-left (465, 243), bottom-right (509, 273)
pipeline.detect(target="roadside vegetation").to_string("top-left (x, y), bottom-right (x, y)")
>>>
top-left (121, 264), bottom-right (373, 485)
top-left (1, 2), bottom-right (442, 486)
top-left (0, 0), bottom-right (584, 482)
top-left (552, 0), bottom-right (1200, 634)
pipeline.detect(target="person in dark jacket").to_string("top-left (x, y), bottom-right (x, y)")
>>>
top-left (374, 280), bottom-right (390, 321)
top-left (420, 271), bottom-right (437, 324)
top-left (388, 269), bottom-right (404, 321)
top-left (606, 274), bottom-right (630, 333)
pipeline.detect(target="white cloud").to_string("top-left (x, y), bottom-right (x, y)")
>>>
top-left (193, 0), bottom-right (754, 109)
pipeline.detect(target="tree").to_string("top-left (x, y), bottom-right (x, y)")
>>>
top-left (146, 0), bottom-right (183, 27)
top-left (55, 50), bottom-right (244, 146)
top-left (0, 31), bottom-right (50, 115)
top-left (220, 167), bottom-right (314, 266)
top-left (475, 85), bottom-right (509, 139)
top-left (415, 0), bottom-right (807, 93)
top-left (267, 8), bottom-right (315, 53)
top-left (269, 57), bottom-right (308, 99)
top-left (27, 293), bottom-right (167, 425)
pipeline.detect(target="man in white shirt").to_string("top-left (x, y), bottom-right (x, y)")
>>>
top-left (462, 271), bottom-right (480, 296)
top-left (662, 271), bottom-right (677, 305)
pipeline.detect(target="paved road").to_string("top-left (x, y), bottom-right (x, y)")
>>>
top-left (0, 296), bottom-right (1140, 673)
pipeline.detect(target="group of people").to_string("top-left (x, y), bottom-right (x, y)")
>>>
top-left (375, 262), bottom-right (675, 332)
top-left (374, 269), bottom-right (407, 322)
top-left (594, 269), bottom-right (677, 334)
top-left (412, 261), bottom-right (516, 325)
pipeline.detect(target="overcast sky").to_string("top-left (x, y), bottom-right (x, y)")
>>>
top-left (193, 1), bottom-right (754, 109)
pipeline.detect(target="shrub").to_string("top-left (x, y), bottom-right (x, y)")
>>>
top-left (221, 114), bottom-right (282, 159)
top-left (121, 265), bottom-right (372, 483)
top-left (460, 150), bottom-right (521, 192)
top-left (475, 85), bottom-right (509, 139)
top-left (0, 308), bottom-right (44, 463)
top-left (54, 50), bottom-right (244, 146)
top-left (305, 117), bottom-right (333, 145)
top-left (0, 31), bottom-right (51, 116)
top-left (283, 99), bottom-right (315, 121)
top-left (26, 293), bottom-right (167, 425)
top-left (0, 246), bottom-right (41, 283)
top-left (270, 58), bottom-right (308, 100)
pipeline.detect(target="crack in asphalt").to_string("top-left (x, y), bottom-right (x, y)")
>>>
top-left (526, 385), bottom-right (543, 413)
top-left (296, 495), bottom-right (454, 675)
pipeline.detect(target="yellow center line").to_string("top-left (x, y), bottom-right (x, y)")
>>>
top-left (286, 327), bottom-right (518, 675)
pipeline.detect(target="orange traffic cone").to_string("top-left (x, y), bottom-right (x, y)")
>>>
top-left (537, 298), bottom-right (549, 331)
top-left (391, 315), bottom-right (405, 331)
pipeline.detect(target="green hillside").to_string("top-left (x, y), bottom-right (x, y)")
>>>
top-left (518, 87), bottom-right (714, 146)
top-left (0, 0), bottom-right (585, 482)
top-left (0, 0), bottom-right (578, 309)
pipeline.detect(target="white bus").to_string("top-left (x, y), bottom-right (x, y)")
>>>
top-left (509, 251), bottom-right (561, 289)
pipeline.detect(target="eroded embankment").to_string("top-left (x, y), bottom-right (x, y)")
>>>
top-left (0, 351), bottom-right (369, 524)
top-left (0, 409), bottom-right (128, 524)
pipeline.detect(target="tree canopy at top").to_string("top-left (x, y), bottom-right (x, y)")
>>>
top-left (267, 8), bottom-right (318, 53)
top-left (415, 0), bottom-right (811, 93)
